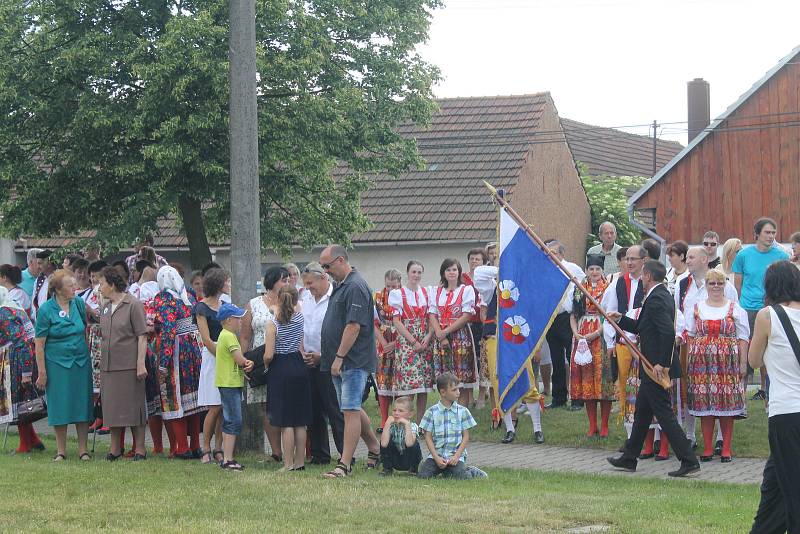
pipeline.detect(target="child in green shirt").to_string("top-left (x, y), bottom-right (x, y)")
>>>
top-left (215, 303), bottom-right (253, 471)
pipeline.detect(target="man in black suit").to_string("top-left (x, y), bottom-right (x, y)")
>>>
top-left (606, 260), bottom-right (700, 477)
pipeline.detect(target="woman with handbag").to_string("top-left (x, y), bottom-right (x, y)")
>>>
top-left (749, 261), bottom-right (800, 534)
top-left (0, 286), bottom-right (44, 453)
top-left (239, 266), bottom-right (288, 462)
top-left (97, 266), bottom-right (149, 461)
top-left (148, 266), bottom-right (204, 459)
top-left (34, 270), bottom-right (93, 461)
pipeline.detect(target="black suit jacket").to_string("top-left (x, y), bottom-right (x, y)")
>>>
top-left (616, 284), bottom-right (678, 383)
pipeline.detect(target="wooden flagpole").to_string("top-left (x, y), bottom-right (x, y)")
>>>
top-left (484, 181), bottom-right (670, 390)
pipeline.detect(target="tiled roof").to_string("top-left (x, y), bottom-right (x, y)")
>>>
top-left (561, 118), bottom-right (683, 178)
top-left (353, 93), bottom-right (550, 243)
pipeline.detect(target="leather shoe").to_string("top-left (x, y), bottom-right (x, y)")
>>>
top-left (638, 452), bottom-right (655, 460)
top-left (607, 456), bottom-right (636, 472)
top-left (668, 463), bottom-right (700, 477)
top-left (501, 431), bottom-right (516, 444)
top-left (720, 456), bottom-right (732, 463)
top-left (545, 401), bottom-right (565, 409)
top-left (700, 455), bottom-right (713, 462)
top-left (654, 455), bottom-right (669, 461)
top-left (714, 440), bottom-right (723, 456)
top-left (691, 441), bottom-right (698, 450)
top-left (534, 431), bottom-right (545, 444)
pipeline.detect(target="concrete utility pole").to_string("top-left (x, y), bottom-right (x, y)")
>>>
top-left (651, 119), bottom-right (658, 176)
top-left (229, 0), bottom-right (262, 450)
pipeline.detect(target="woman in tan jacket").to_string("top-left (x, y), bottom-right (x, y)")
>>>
top-left (98, 266), bottom-right (149, 461)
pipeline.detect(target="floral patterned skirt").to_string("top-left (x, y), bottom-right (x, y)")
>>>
top-left (624, 357), bottom-right (679, 428)
top-left (686, 336), bottom-right (745, 417)
top-left (433, 325), bottom-right (478, 388)
top-left (375, 324), bottom-right (397, 395)
top-left (569, 315), bottom-right (614, 401)
top-left (87, 323), bottom-right (102, 394)
top-left (387, 318), bottom-right (433, 395)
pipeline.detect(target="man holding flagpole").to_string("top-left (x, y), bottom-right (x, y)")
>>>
top-left (606, 260), bottom-right (700, 478)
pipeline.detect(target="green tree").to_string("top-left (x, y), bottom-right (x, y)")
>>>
top-left (578, 162), bottom-right (648, 248)
top-left (0, 0), bottom-right (441, 267)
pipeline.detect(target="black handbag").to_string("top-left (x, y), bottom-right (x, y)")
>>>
top-left (244, 345), bottom-right (269, 388)
top-left (17, 384), bottom-right (47, 424)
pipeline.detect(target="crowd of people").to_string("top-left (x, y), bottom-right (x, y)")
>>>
top-left (1, 218), bottom-right (800, 524)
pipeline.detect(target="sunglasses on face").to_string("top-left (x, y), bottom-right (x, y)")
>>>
top-left (321, 256), bottom-right (342, 270)
top-left (703, 242), bottom-right (718, 247)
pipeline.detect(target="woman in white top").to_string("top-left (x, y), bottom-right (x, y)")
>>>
top-left (685, 269), bottom-right (749, 462)
top-left (428, 258), bottom-right (477, 407)
top-left (388, 261), bottom-right (434, 421)
top-left (749, 261), bottom-right (800, 534)
top-left (239, 266), bottom-right (289, 462)
top-left (0, 264), bottom-right (32, 315)
top-left (665, 241), bottom-right (690, 295)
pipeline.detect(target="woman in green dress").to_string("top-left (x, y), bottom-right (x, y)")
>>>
top-left (34, 269), bottom-right (93, 461)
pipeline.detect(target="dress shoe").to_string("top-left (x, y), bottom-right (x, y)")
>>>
top-left (32, 442), bottom-right (45, 451)
top-left (654, 455), bottom-right (670, 461)
top-left (638, 452), bottom-right (655, 460)
top-left (501, 431), bottom-right (516, 444)
top-left (668, 463), bottom-right (700, 477)
top-left (534, 431), bottom-right (545, 444)
top-left (132, 453), bottom-right (147, 461)
top-left (173, 451), bottom-right (194, 460)
top-left (714, 440), bottom-right (723, 456)
top-left (96, 427), bottom-right (110, 435)
top-left (720, 456), bottom-right (732, 463)
top-left (691, 440), bottom-right (698, 450)
top-left (700, 455), bottom-right (713, 462)
top-left (607, 456), bottom-right (637, 472)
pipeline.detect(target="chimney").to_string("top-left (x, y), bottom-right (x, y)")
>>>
top-left (687, 78), bottom-right (710, 143)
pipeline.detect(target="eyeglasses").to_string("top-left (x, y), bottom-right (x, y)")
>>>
top-left (706, 281), bottom-right (725, 287)
top-left (703, 242), bottom-right (718, 247)
top-left (624, 257), bottom-right (644, 262)
top-left (321, 256), bottom-right (342, 270)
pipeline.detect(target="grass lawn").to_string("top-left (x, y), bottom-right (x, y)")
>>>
top-left (0, 436), bottom-right (759, 533)
top-left (361, 395), bottom-right (771, 458)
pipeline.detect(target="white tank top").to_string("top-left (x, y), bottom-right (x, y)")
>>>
top-left (765, 306), bottom-right (800, 417)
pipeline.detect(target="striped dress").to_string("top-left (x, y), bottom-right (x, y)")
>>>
top-left (266, 312), bottom-right (312, 427)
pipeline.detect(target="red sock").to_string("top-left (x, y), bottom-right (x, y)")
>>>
top-left (701, 416), bottom-right (715, 457)
top-left (187, 414), bottom-right (201, 451)
top-left (658, 433), bottom-right (670, 458)
top-left (585, 401), bottom-right (598, 436)
top-left (148, 416), bottom-right (164, 454)
top-left (378, 395), bottom-right (391, 427)
top-left (167, 419), bottom-right (189, 455)
top-left (16, 422), bottom-right (32, 453)
top-left (720, 416), bottom-right (734, 457)
top-left (642, 429), bottom-right (654, 455)
top-left (600, 401), bottom-right (612, 437)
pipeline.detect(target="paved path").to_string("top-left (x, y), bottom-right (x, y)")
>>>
top-left (9, 421), bottom-right (764, 485)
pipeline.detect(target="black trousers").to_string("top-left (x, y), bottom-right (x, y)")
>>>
top-left (380, 442), bottom-right (422, 472)
top-left (308, 367), bottom-right (344, 461)
top-left (750, 412), bottom-right (800, 534)
top-left (546, 312), bottom-right (573, 405)
top-left (623, 380), bottom-right (697, 465)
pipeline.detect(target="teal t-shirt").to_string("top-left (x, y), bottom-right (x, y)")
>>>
top-left (732, 245), bottom-right (789, 310)
top-left (19, 268), bottom-right (35, 298)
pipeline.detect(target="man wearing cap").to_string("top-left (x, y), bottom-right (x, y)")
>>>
top-left (300, 262), bottom-right (344, 464)
top-left (319, 245), bottom-right (381, 478)
top-left (20, 248), bottom-right (43, 298)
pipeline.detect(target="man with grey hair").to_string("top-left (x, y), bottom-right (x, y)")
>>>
top-left (20, 248), bottom-right (43, 298)
top-left (319, 245), bottom-right (381, 477)
top-left (587, 221), bottom-right (622, 275)
top-left (545, 239), bottom-right (585, 410)
top-left (300, 261), bottom-right (344, 465)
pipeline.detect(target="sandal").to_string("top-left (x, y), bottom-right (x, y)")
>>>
top-left (324, 461), bottom-right (351, 479)
top-left (200, 451), bottom-right (213, 464)
top-left (53, 453), bottom-right (66, 462)
top-left (79, 453), bottom-right (92, 461)
top-left (221, 460), bottom-right (244, 471)
top-left (270, 453), bottom-right (283, 463)
top-left (212, 450), bottom-right (224, 463)
top-left (365, 450), bottom-right (380, 469)
top-left (106, 452), bottom-right (123, 462)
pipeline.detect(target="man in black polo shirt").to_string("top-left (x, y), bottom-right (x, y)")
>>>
top-left (319, 245), bottom-right (381, 478)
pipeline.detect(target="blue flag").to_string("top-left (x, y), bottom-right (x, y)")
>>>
top-left (497, 208), bottom-right (570, 413)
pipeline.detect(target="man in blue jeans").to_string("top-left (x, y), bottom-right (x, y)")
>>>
top-left (319, 244), bottom-right (381, 478)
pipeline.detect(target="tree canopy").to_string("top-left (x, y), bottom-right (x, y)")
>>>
top-left (0, 0), bottom-right (442, 266)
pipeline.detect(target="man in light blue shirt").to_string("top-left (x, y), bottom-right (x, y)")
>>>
top-left (733, 217), bottom-right (789, 399)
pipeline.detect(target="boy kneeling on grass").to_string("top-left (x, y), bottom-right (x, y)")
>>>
top-left (215, 303), bottom-right (254, 471)
top-left (418, 373), bottom-right (478, 480)
top-left (379, 396), bottom-right (422, 476)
